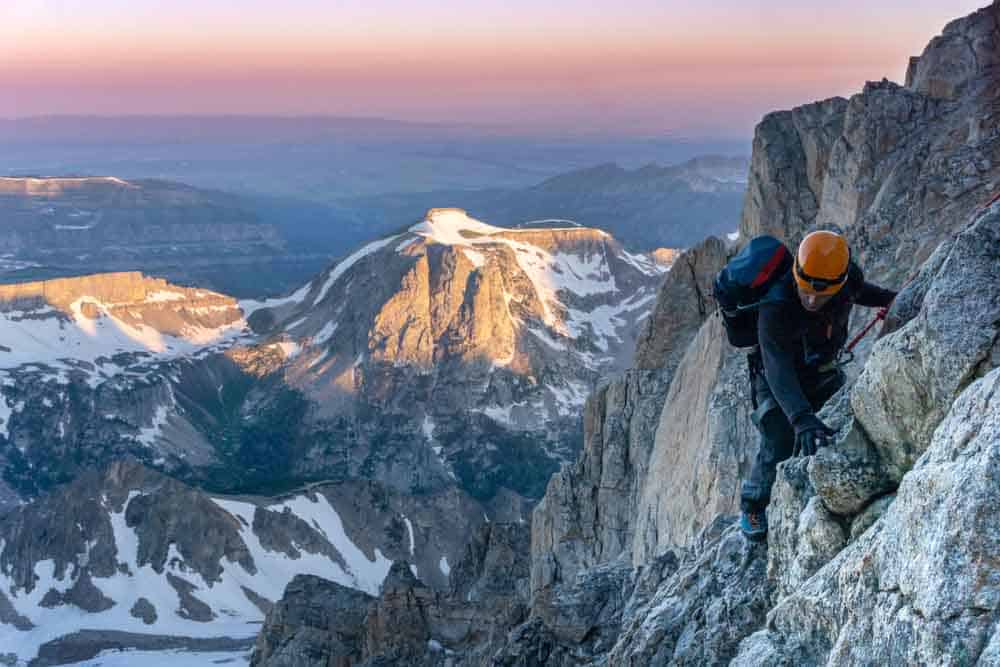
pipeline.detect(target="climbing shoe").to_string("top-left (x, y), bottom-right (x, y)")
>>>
top-left (740, 508), bottom-right (768, 540)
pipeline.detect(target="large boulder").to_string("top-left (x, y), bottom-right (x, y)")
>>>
top-left (852, 201), bottom-right (1000, 481)
top-left (734, 365), bottom-right (1000, 666)
top-left (251, 574), bottom-right (373, 667)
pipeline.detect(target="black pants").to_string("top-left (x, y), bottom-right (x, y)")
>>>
top-left (739, 354), bottom-right (844, 512)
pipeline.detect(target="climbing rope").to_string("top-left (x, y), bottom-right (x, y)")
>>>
top-left (841, 190), bottom-right (1000, 363)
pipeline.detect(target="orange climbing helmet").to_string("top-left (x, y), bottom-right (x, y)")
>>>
top-left (793, 231), bottom-right (850, 296)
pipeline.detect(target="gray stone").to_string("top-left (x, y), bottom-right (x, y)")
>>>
top-left (907, 2), bottom-right (1000, 100)
top-left (532, 557), bottom-right (634, 649)
top-left (130, 597), bottom-right (157, 625)
top-left (608, 517), bottom-right (768, 666)
top-left (848, 493), bottom-right (895, 541)
top-left (807, 427), bottom-right (895, 516)
top-left (734, 367), bottom-right (1000, 666)
top-left (167, 572), bottom-right (215, 622)
top-left (766, 458), bottom-right (846, 601)
top-left (251, 574), bottom-right (373, 667)
top-left (852, 202), bottom-right (1000, 481)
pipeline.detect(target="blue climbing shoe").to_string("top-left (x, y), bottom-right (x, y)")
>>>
top-left (740, 508), bottom-right (767, 540)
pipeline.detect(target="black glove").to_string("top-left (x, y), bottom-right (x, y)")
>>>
top-left (792, 413), bottom-right (834, 457)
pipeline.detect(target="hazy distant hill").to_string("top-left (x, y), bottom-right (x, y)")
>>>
top-left (0, 116), bottom-right (748, 201)
top-left (0, 177), bottom-right (332, 297)
top-left (335, 155), bottom-right (749, 249)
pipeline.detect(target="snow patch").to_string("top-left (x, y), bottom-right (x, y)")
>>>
top-left (395, 237), bottom-right (419, 253)
top-left (144, 290), bottom-right (186, 303)
top-left (137, 403), bottom-right (170, 447)
top-left (63, 649), bottom-right (250, 666)
top-left (422, 415), bottom-right (436, 442)
top-left (313, 321), bottom-right (338, 346)
top-left (0, 297), bottom-right (248, 380)
top-left (438, 555), bottom-right (451, 577)
top-left (462, 248), bottom-right (487, 268)
top-left (261, 493), bottom-right (393, 595)
top-left (313, 235), bottom-right (402, 306)
top-left (0, 391), bottom-right (10, 438)
top-left (402, 516), bottom-right (415, 555)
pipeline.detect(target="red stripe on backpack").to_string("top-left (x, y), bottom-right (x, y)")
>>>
top-left (749, 246), bottom-right (788, 288)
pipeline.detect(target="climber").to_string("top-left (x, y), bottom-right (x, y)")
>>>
top-left (739, 230), bottom-right (896, 540)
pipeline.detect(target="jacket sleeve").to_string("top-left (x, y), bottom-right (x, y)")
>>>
top-left (757, 302), bottom-right (812, 422)
top-left (848, 262), bottom-right (897, 308)
top-left (855, 282), bottom-right (897, 308)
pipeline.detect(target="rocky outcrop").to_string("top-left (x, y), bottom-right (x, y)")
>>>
top-left (851, 203), bottom-right (1000, 481)
top-left (252, 521), bottom-right (532, 667)
top-left (250, 574), bottom-right (373, 667)
top-left (905, 2), bottom-right (1000, 101)
top-left (741, 98), bottom-right (849, 244)
top-left (530, 235), bottom-right (727, 593)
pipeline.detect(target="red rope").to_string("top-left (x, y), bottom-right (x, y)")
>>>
top-left (846, 307), bottom-right (888, 352)
top-left (845, 191), bottom-right (998, 354)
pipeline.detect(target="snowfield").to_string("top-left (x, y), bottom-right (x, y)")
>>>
top-left (0, 489), bottom-right (397, 664)
top-left (0, 293), bottom-right (250, 379)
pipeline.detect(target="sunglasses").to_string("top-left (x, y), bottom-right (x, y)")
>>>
top-left (794, 257), bottom-right (847, 294)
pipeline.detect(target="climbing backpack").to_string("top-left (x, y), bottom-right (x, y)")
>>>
top-left (713, 235), bottom-right (792, 348)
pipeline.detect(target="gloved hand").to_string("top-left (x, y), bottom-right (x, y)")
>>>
top-left (792, 413), bottom-right (834, 457)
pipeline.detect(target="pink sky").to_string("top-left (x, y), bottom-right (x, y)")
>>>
top-left (1, 1), bottom-right (987, 136)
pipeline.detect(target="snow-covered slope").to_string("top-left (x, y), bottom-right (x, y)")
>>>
top-left (0, 272), bottom-right (262, 503)
top-left (0, 272), bottom-right (249, 382)
top-left (254, 208), bottom-right (668, 424)
top-left (0, 460), bottom-right (482, 664)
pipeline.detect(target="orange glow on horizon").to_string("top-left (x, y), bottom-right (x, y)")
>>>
top-left (1, 1), bottom-right (986, 133)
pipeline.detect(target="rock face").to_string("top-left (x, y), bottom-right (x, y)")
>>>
top-left (851, 203), bottom-right (1000, 481)
top-left (530, 235), bottom-right (727, 593)
top-left (630, 314), bottom-right (754, 559)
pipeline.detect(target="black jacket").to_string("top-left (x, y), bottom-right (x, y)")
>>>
top-left (756, 262), bottom-right (896, 423)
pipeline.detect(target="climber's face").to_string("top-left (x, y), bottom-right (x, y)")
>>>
top-left (797, 287), bottom-right (834, 312)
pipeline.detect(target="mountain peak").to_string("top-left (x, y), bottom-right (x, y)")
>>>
top-left (410, 208), bottom-right (507, 246)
